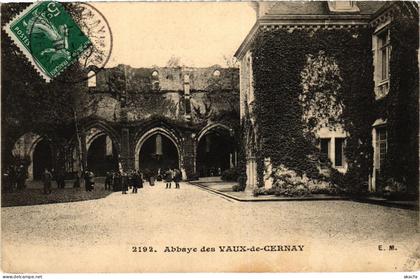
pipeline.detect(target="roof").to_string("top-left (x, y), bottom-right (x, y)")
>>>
top-left (263, 1), bottom-right (386, 17)
top-left (235, 1), bottom-right (390, 59)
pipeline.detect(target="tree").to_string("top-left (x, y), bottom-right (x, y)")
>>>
top-left (1, 3), bottom-right (95, 180)
top-left (166, 55), bottom-right (182, 68)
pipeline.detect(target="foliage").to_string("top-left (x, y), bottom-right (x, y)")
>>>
top-left (270, 165), bottom-right (311, 197)
top-left (378, 14), bottom-right (419, 195)
top-left (221, 166), bottom-right (240, 182)
top-left (231, 175), bottom-right (246, 192)
top-left (299, 50), bottom-right (344, 135)
top-left (166, 55), bottom-right (182, 68)
top-left (1, 3), bottom-right (92, 171)
top-left (251, 27), bottom-right (375, 192)
top-left (383, 178), bottom-right (407, 196)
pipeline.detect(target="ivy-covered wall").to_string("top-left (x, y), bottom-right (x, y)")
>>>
top-left (251, 27), bottom-right (376, 192)
top-left (87, 65), bottom-right (239, 128)
top-left (375, 15), bottom-right (419, 195)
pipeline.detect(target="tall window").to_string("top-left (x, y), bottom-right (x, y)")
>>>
top-left (320, 138), bottom-right (331, 166)
top-left (335, 138), bottom-right (345, 167)
top-left (376, 127), bottom-right (387, 171)
top-left (319, 137), bottom-right (346, 169)
top-left (88, 71), bottom-right (96, 88)
top-left (377, 29), bottom-right (390, 81)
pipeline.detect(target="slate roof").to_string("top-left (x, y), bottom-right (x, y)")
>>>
top-left (262, 1), bottom-right (387, 17)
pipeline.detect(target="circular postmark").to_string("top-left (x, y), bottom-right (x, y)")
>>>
top-left (28, 1), bottom-right (112, 84)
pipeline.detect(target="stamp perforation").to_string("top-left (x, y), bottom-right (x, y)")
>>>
top-left (3, 1), bottom-right (92, 83)
top-left (3, 2), bottom-right (52, 81)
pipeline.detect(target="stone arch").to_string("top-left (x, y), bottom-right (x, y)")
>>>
top-left (82, 121), bottom-right (121, 154)
top-left (12, 132), bottom-right (53, 180)
top-left (84, 123), bottom-right (121, 176)
top-left (66, 121), bottom-right (121, 175)
top-left (134, 127), bottom-right (182, 172)
top-left (195, 123), bottom-right (236, 177)
top-left (196, 123), bottom-right (233, 143)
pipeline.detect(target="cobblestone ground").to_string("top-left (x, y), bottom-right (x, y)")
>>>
top-left (2, 181), bottom-right (419, 273)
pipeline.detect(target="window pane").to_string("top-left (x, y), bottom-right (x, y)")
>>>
top-left (185, 98), bottom-right (191, 114)
top-left (381, 49), bottom-right (387, 79)
top-left (377, 30), bottom-right (390, 81)
top-left (320, 138), bottom-right (330, 157)
top-left (376, 127), bottom-right (387, 171)
top-left (335, 138), bottom-right (344, 167)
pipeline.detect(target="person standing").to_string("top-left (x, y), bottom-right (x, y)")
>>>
top-left (43, 168), bottom-right (52, 195)
top-left (173, 168), bottom-right (181, 189)
top-left (57, 168), bottom-right (65, 189)
top-left (105, 171), bottom-right (112, 190)
top-left (84, 170), bottom-right (94, 192)
top-left (2, 167), bottom-right (11, 193)
top-left (121, 171), bottom-right (128, 194)
top-left (16, 165), bottom-right (27, 190)
top-left (165, 168), bottom-right (173, 189)
top-left (139, 171), bottom-right (144, 189)
top-left (113, 171), bottom-right (121, 192)
top-left (131, 170), bottom-right (140, 194)
top-left (88, 170), bottom-right (95, 191)
top-left (9, 165), bottom-right (16, 192)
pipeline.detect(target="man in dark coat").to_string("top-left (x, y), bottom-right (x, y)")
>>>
top-left (57, 168), bottom-right (66, 189)
top-left (84, 170), bottom-right (94, 192)
top-left (131, 171), bottom-right (140, 194)
top-left (173, 168), bottom-right (181, 189)
top-left (121, 171), bottom-right (128, 194)
top-left (113, 171), bottom-right (122, 191)
top-left (104, 171), bottom-right (113, 190)
top-left (165, 168), bottom-right (173, 189)
top-left (2, 168), bottom-right (11, 193)
top-left (16, 165), bottom-right (27, 190)
top-left (9, 166), bottom-right (16, 192)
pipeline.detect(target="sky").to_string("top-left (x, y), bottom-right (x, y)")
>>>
top-left (93, 2), bottom-right (256, 68)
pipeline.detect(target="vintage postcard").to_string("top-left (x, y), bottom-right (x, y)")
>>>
top-left (1, 0), bottom-right (419, 274)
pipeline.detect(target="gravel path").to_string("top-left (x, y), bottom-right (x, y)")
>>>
top-left (2, 182), bottom-right (419, 272)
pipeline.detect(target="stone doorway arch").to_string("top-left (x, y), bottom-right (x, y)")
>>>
top-left (195, 123), bottom-right (236, 178)
top-left (134, 127), bottom-right (182, 177)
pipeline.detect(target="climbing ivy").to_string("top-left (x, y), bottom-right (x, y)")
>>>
top-left (251, 27), bottom-right (376, 191)
top-left (378, 14), bottom-right (419, 195)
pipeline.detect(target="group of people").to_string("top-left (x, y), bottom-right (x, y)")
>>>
top-left (2, 164), bottom-right (28, 192)
top-left (163, 168), bottom-right (181, 189)
top-left (2, 164), bottom-right (183, 195)
top-left (43, 168), bottom-right (67, 194)
top-left (104, 170), bottom-right (144, 194)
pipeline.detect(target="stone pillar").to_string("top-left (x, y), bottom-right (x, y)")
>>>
top-left (183, 74), bottom-right (191, 121)
top-left (182, 132), bottom-right (196, 179)
top-left (245, 156), bottom-right (257, 192)
top-left (264, 157), bottom-right (273, 189)
top-left (121, 128), bottom-right (130, 171)
top-left (81, 130), bottom-right (87, 172)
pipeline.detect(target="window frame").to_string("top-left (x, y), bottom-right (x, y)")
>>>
top-left (320, 137), bottom-right (332, 168)
top-left (334, 138), bottom-right (346, 167)
top-left (377, 28), bottom-right (390, 82)
top-left (373, 23), bottom-right (391, 99)
top-left (375, 126), bottom-right (387, 172)
top-left (87, 71), bottom-right (97, 88)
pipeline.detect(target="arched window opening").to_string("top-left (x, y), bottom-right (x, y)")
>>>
top-left (213, 70), bottom-right (221, 77)
top-left (88, 71), bottom-right (97, 88)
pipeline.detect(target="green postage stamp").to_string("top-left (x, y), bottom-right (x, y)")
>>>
top-left (3, 1), bottom-right (92, 82)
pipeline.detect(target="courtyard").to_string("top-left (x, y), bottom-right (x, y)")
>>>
top-left (2, 181), bottom-right (419, 273)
